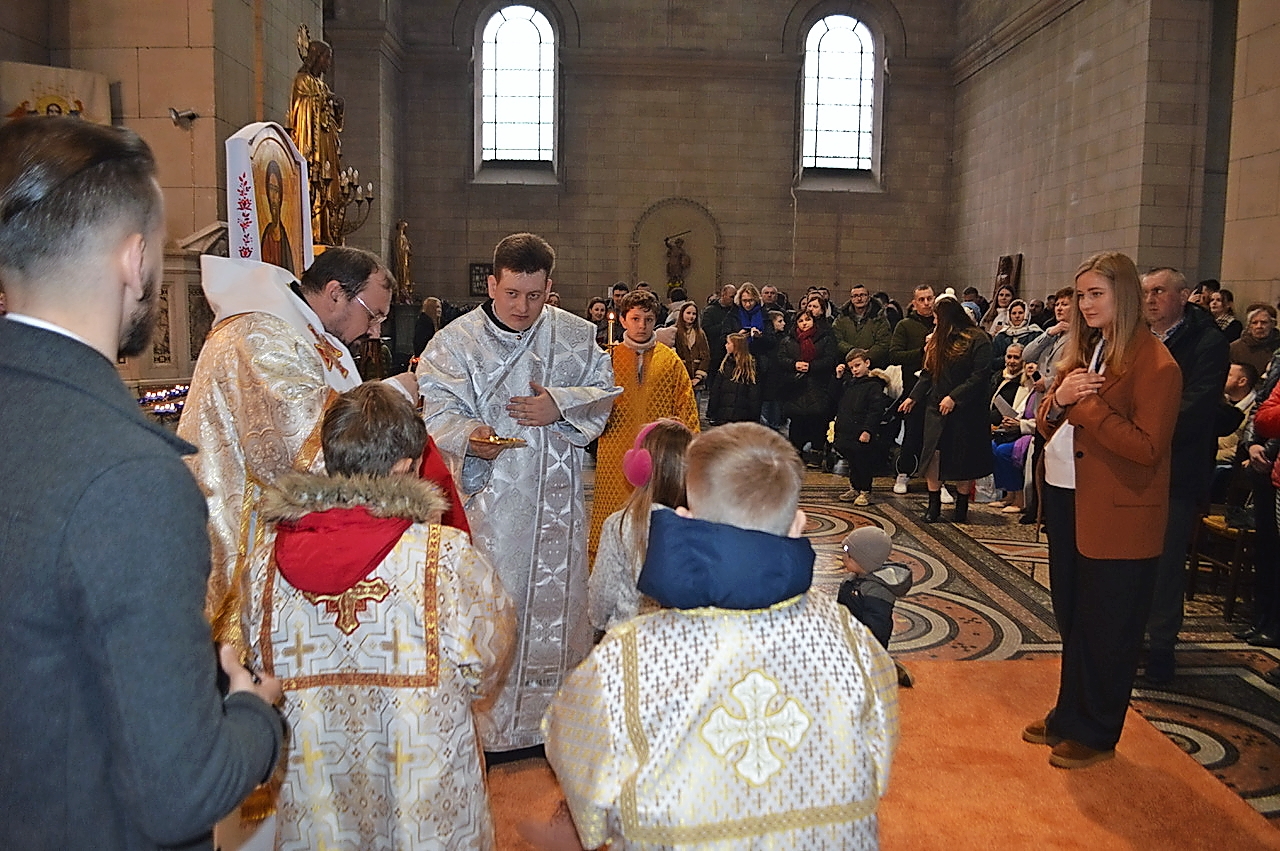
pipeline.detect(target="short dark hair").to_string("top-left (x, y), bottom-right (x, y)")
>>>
top-left (299, 246), bottom-right (390, 299)
top-left (1233, 360), bottom-right (1260, 388)
top-left (0, 117), bottom-right (161, 281)
top-left (618, 289), bottom-right (659, 317)
top-left (612, 281), bottom-right (629, 294)
top-left (846, 347), bottom-right (870, 364)
top-left (493, 232), bottom-right (555, 280)
top-left (321, 382), bottom-right (426, 477)
top-left (669, 287), bottom-right (687, 301)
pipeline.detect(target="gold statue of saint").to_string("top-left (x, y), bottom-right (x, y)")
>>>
top-left (391, 220), bottom-right (413, 303)
top-left (288, 40), bottom-right (343, 245)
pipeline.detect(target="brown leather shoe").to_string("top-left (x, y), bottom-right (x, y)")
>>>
top-left (1049, 739), bottom-right (1115, 769)
top-left (1022, 718), bottom-right (1062, 746)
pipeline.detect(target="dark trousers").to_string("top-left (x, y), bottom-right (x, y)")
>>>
top-left (896, 403), bottom-right (925, 476)
top-left (1144, 493), bottom-right (1198, 652)
top-left (1043, 485), bottom-right (1158, 751)
top-left (841, 439), bottom-right (879, 491)
top-left (788, 413), bottom-right (828, 455)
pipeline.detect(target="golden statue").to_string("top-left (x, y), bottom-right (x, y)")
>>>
top-left (288, 39), bottom-right (343, 245)
top-left (391, 220), bottom-right (413, 303)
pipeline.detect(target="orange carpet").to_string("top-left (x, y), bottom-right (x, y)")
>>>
top-left (488, 658), bottom-right (1280, 849)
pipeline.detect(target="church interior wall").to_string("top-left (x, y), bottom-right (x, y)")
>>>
top-left (1221, 0), bottom-right (1280, 306)
top-left (394, 0), bottom-right (956, 311)
top-left (950, 0), bottom-right (1213, 302)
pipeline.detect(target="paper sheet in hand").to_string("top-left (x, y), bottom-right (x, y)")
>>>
top-left (993, 394), bottom-right (1020, 420)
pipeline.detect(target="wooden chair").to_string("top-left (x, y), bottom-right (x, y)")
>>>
top-left (1185, 468), bottom-right (1255, 622)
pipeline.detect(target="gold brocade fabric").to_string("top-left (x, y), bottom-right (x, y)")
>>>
top-left (178, 311), bottom-right (349, 650)
top-left (543, 594), bottom-right (899, 850)
top-left (588, 343), bottom-right (699, 562)
top-left (252, 523), bottom-right (515, 850)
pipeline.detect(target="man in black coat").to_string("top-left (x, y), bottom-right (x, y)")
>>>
top-left (1141, 267), bottom-right (1231, 683)
top-left (701, 283), bottom-right (737, 395)
top-left (888, 284), bottom-right (936, 493)
top-left (0, 118), bottom-right (285, 851)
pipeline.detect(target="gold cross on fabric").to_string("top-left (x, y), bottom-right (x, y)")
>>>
top-left (304, 578), bottom-right (391, 635)
top-left (700, 670), bottom-right (810, 785)
top-left (308, 324), bottom-right (350, 379)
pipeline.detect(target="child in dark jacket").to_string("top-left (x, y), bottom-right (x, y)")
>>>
top-left (707, 331), bottom-right (763, 424)
top-left (836, 526), bottom-right (915, 687)
top-left (832, 348), bottom-right (890, 505)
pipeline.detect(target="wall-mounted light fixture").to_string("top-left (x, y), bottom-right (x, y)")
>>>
top-left (168, 108), bottom-right (199, 126)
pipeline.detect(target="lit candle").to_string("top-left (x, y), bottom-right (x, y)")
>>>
top-left (607, 311), bottom-right (615, 345)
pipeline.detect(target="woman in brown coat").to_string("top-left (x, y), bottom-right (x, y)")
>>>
top-left (1024, 251), bottom-right (1181, 770)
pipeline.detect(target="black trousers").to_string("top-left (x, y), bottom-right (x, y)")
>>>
top-left (1254, 476), bottom-right (1280, 635)
top-left (1043, 485), bottom-right (1158, 751)
top-left (840, 439), bottom-right (879, 491)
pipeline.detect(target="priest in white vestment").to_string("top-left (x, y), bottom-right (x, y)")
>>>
top-left (543, 423), bottom-right (899, 850)
top-left (416, 233), bottom-right (620, 752)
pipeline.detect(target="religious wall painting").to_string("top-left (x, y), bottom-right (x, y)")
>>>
top-left (226, 122), bottom-right (313, 275)
top-left (0, 61), bottom-right (110, 125)
top-left (994, 253), bottom-right (1024, 298)
top-left (470, 263), bottom-right (493, 298)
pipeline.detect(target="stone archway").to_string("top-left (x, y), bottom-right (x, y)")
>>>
top-left (630, 197), bottom-right (724, 306)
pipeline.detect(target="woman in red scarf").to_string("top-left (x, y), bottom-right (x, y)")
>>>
top-left (778, 311), bottom-right (838, 468)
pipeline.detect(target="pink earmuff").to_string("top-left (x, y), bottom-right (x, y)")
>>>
top-left (622, 420), bottom-right (666, 488)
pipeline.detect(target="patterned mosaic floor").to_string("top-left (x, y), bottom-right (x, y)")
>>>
top-left (795, 471), bottom-right (1280, 823)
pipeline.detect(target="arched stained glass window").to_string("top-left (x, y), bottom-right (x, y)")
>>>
top-left (802, 15), bottom-right (875, 170)
top-left (481, 5), bottom-right (555, 162)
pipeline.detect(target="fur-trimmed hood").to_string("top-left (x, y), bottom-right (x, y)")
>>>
top-left (260, 471), bottom-right (448, 525)
top-left (264, 472), bottom-right (449, 597)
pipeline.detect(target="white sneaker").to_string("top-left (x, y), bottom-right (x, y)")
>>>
top-left (893, 474), bottom-right (909, 494)
top-left (940, 486), bottom-right (955, 505)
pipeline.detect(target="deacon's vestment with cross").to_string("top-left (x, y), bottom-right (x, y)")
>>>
top-left (416, 302), bottom-right (620, 750)
top-left (248, 471), bottom-right (514, 850)
top-left (544, 509), bottom-right (900, 849)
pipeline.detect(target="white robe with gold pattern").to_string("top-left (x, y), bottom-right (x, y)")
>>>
top-left (544, 593), bottom-right (899, 850)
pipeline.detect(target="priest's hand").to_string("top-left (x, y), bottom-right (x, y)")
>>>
top-left (218, 643), bottom-right (282, 706)
top-left (508, 381), bottom-right (562, 427)
top-left (388, 372), bottom-right (419, 401)
top-left (467, 425), bottom-right (505, 460)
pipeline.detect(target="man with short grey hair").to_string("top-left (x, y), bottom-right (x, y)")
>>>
top-left (1140, 266), bottom-right (1229, 683)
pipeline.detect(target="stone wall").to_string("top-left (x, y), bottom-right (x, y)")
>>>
top-left (391, 0), bottom-right (956, 310)
top-left (951, 0), bottom-right (1213, 302)
top-left (1221, 0), bottom-right (1280, 305)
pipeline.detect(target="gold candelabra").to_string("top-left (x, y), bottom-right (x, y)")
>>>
top-left (319, 162), bottom-right (375, 245)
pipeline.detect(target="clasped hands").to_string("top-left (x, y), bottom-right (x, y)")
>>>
top-left (1054, 368), bottom-right (1105, 407)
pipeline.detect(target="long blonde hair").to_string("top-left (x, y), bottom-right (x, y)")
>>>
top-left (623, 420), bottom-right (694, 560)
top-left (1056, 251), bottom-right (1145, 377)
top-left (721, 331), bottom-right (757, 383)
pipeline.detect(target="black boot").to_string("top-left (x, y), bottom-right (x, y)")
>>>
top-left (923, 490), bottom-right (942, 522)
top-left (954, 493), bottom-right (969, 523)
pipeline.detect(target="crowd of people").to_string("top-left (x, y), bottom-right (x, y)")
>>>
top-left (5, 115), bottom-right (1280, 851)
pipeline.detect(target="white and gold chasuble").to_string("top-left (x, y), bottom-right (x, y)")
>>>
top-left (417, 304), bottom-right (620, 750)
top-left (250, 522), bottom-right (515, 850)
top-left (544, 593), bottom-right (899, 850)
top-left (178, 256), bottom-right (362, 643)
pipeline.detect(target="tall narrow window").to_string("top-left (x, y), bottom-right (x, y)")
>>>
top-left (802, 15), bottom-right (875, 170)
top-left (481, 6), bottom-right (555, 163)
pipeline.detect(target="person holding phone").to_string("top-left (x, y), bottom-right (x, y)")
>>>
top-left (1023, 251), bottom-right (1181, 769)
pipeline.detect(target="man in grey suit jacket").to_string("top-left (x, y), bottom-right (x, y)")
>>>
top-left (0, 117), bottom-right (285, 850)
